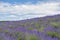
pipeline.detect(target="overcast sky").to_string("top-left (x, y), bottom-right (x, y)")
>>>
top-left (0, 0), bottom-right (60, 21)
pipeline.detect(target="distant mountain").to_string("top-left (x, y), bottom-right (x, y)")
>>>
top-left (0, 14), bottom-right (60, 40)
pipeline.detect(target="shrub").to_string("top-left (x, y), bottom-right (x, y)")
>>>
top-left (25, 35), bottom-right (37, 40)
top-left (46, 31), bottom-right (60, 39)
top-left (50, 22), bottom-right (60, 28)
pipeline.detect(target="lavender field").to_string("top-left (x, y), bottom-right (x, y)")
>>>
top-left (0, 15), bottom-right (60, 40)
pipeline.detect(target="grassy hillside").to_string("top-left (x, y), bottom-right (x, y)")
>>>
top-left (0, 14), bottom-right (60, 40)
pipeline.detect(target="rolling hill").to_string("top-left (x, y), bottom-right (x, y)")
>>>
top-left (0, 14), bottom-right (60, 40)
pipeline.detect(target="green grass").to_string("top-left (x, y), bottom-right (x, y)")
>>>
top-left (37, 27), bottom-right (44, 32)
top-left (25, 35), bottom-right (37, 40)
top-left (50, 22), bottom-right (60, 28)
top-left (46, 31), bottom-right (60, 39)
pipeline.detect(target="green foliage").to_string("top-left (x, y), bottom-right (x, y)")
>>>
top-left (47, 31), bottom-right (55, 37)
top-left (50, 22), bottom-right (60, 28)
top-left (35, 23), bottom-right (40, 27)
top-left (28, 27), bottom-right (33, 30)
top-left (31, 23), bottom-right (40, 28)
top-left (47, 18), bottom-right (59, 21)
top-left (18, 35), bottom-right (23, 40)
top-left (14, 32), bottom-right (19, 37)
top-left (4, 30), bottom-right (13, 37)
top-left (14, 32), bottom-right (24, 40)
top-left (17, 32), bottom-right (37, 40)
top-left (29, 35), bottom-right (37, 40)
top-left (23, 22), bottom-right (29, 27)
top-left (46, 31), bottom-right (60, 39)
top-left (4, 30), bottom-right (9, 33)
top-left (55, 33), bottom-right (60, 39)
top-left (8, 25), bottom-right (17, 29)
top-left (37, 27), bottom-right (44, 32)
top-left (25, 35), bottom-right (37, 40)
top-left (23, 23), bottom-right (27, 27)
top-left (0, 28), bottom-right (3, 32)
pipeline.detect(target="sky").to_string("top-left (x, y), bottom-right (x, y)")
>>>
top-left (0, 0), bottom-right (60, 21)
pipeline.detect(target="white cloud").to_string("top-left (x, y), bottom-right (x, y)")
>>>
top-left (0, 2), bottom-right (60, 21)
top-left (0, 2), bottom-right (60, 14)
top-left (7, 15), bottom-right (17, 18)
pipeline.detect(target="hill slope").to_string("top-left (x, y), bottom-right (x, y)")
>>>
top-left (0, 14), bottom-right (60, 40)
